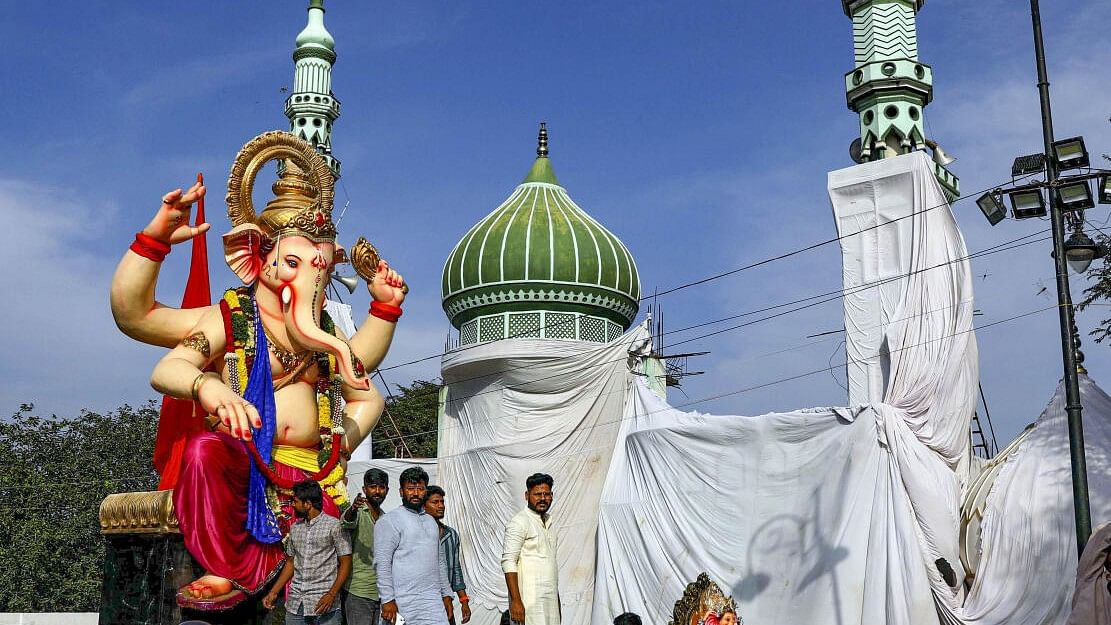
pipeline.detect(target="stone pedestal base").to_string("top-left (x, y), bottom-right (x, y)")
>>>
top-left (97, 490), bottom-right (277, 625)
top-left (98, 532), bottom-right (198, 625)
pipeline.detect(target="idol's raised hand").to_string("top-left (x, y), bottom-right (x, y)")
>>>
top-left (143, 180), bottom-right (209, 245)
top-left (369, 259), bottom-right (408, 307)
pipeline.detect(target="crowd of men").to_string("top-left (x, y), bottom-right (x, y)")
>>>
top-left (265, 467), bottom-right (572, 625)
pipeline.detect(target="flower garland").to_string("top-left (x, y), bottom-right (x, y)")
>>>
top-left (221, 288), bottom-right (255, 386)
top-left (219, 287), bottom-right (347, 507)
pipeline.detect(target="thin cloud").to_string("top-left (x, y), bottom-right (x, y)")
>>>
top-left (121, 47), bottom-right (284, 109)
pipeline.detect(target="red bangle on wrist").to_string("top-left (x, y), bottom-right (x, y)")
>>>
top-left (370, 301), bottom-right (403, 323)
top-left (130, 232), bottom-right (171, 262)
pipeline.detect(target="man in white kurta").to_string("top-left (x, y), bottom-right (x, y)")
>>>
top-left (502, 473), bottom-right (560, 625)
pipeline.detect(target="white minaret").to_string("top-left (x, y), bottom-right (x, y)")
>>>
top-left (285, 0), bottom-right (341, 179)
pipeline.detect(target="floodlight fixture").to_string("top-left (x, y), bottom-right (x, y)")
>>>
top-left (1007, 187), bottom-right (1047, 219)
top-left (976, 191), bottom-right (1007, 226)
top-left (1051, 136), bottom-right (1089, 170)
top-left (1097, 174), bottom-right (1111, 204)
top-left (1062, 229), bottom-right (1104, 274)
top-left (1055, 180), bottom-right (1095, 212)
top-left (1011, 153), bottom-right (1046, 177)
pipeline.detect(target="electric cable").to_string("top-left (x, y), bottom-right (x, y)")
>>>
top-left (379, 173), bottom-right (1040, 373)
top-left (367, 300), bottom-right (1056, 449)
top-left (367, 227), bottom-right (1052, 411)
top-left (0, 302), bottom-right (1058, 491)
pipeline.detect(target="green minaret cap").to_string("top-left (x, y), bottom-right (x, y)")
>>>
top-left (522, 122), bottom-right (560, 185)
top-left (297, 0), bottom-right (334, 50)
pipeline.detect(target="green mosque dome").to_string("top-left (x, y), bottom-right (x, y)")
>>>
top-left (441, 124), bottom-right (641, 345)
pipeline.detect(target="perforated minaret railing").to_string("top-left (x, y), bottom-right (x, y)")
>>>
top-left (842, 0), bottom-right (958, 197)
top-left (285, 0), bottom-right (341, 179)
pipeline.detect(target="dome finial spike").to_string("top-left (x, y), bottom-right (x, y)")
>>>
top-left (537, 122), bottom-right (549, 158)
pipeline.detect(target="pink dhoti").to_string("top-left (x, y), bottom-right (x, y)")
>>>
top-left (173, 432), bottom-right (339, 593)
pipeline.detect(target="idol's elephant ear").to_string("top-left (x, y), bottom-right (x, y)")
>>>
top-left (332, 242), bottom-right (348, 267)
top-left (223, 223), bottom-right (266, 285)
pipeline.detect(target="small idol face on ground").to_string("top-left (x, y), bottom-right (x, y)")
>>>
top-left (719, 612), bottom-right (736, 625)
top-left (401, 480), bottom-right (427, 511)
top-left (526, 483), bottom-right (553, 515)
top-left (363, 481), bottom-right (388, 507)
top-left (424, 492), bottom-right (446, 520)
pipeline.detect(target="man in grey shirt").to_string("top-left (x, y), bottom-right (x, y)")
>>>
top-left (374, 466), bottom-right (453, 625)
top-left (263, 480), bottom-right (352, 625)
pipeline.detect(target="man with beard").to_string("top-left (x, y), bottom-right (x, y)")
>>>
top-left (374, 466), bottom-right (453, 624)
top-left (502, 473), bottom-right (560, 625)
top-left (342, 468), bottom-right (390, 623)
top-left (423, 485), bottom-right (471, 625)
top-left (263, 480), bottom-right (352, 625)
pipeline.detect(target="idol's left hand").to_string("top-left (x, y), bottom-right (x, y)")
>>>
top-left (369, 260), bottom-right (407, 306)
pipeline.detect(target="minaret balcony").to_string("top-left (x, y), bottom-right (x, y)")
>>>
top-left (285, 93), bottom-right (341, 119)
top-left (845, 59), bottom-right (932, 107)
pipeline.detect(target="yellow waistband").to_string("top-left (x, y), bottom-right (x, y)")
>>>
top-left (272, 445), bottom-right (320, 472)
top-left (271, 445), bottom-right (348, 500)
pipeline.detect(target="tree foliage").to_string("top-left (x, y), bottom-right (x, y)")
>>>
top-left (0, 402), bottom-right (160, 612)
top-left (370, 379), bottom-right (442, 458)
top-left (1076, 232), bottom-right (1111, 343)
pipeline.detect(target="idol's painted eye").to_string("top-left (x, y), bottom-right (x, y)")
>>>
top-left (285, 256), bottom-right (299, 269)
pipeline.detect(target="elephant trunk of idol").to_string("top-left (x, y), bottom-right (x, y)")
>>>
top-left (279, 282), bottom-right (370, 391)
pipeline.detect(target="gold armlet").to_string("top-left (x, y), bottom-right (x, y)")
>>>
top-left (181, 332), bottom-right (211, 358)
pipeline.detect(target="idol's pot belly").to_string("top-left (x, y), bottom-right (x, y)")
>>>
top-left (271, 381), bottom-right (326, 447)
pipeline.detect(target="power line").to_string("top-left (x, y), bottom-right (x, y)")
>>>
top-left (646, 173), bottom-right (1037, 299)
top-left (1, 303), bottom-right (1056, 491)
top-left (367, 227), bottom-right (1052, 413)
top-left (369, 300), bottom-right (1056, 449)
top-left (379, 173), bottom-right (1039, 373)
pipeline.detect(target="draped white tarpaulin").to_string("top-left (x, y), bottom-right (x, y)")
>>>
top-left (958, 375), bottom-right (1111, 625)
top-left (436, 330), bottom-right (648, 625)
top-left (428, 152), bottom-right (1106, 625)
top-left (593, 153), bottom-right (979, 624)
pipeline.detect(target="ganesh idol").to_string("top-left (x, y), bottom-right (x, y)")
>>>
top-left (110, 131), bottom-right (406, 609)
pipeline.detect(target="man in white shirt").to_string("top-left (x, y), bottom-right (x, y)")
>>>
top-left (501, 473), bottom-right (560, 625)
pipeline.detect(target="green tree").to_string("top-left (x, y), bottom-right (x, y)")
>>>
top-left (0, 402), bottom-right (160, 612)
top-left (1077, 233), bottom-right (1111, 343)
top-left (371, 379), bottom-right (441, 458)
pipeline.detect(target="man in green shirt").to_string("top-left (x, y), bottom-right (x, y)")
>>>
top-left (342, 468), bottom-right (389, 624)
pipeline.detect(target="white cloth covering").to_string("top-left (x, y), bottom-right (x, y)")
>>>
top-left (502, 508), bottom-right (561, 625)
top-left (432, 151), bottom-right (1110, 625)
top-left (347, 458), bottom-right (440, 512)
top-left (592, 153), bottom-right (977, 625)
top-left (436, 330), bottom-right (644, 625)
top-left (957, 374), bottom-right (1111, 625)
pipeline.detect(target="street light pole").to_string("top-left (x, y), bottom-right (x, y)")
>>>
top-left (1029, 0), bottom-right (1092, 554)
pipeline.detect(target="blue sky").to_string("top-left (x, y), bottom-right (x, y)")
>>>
top-left (2, 1), bottom-right (1109, 448)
